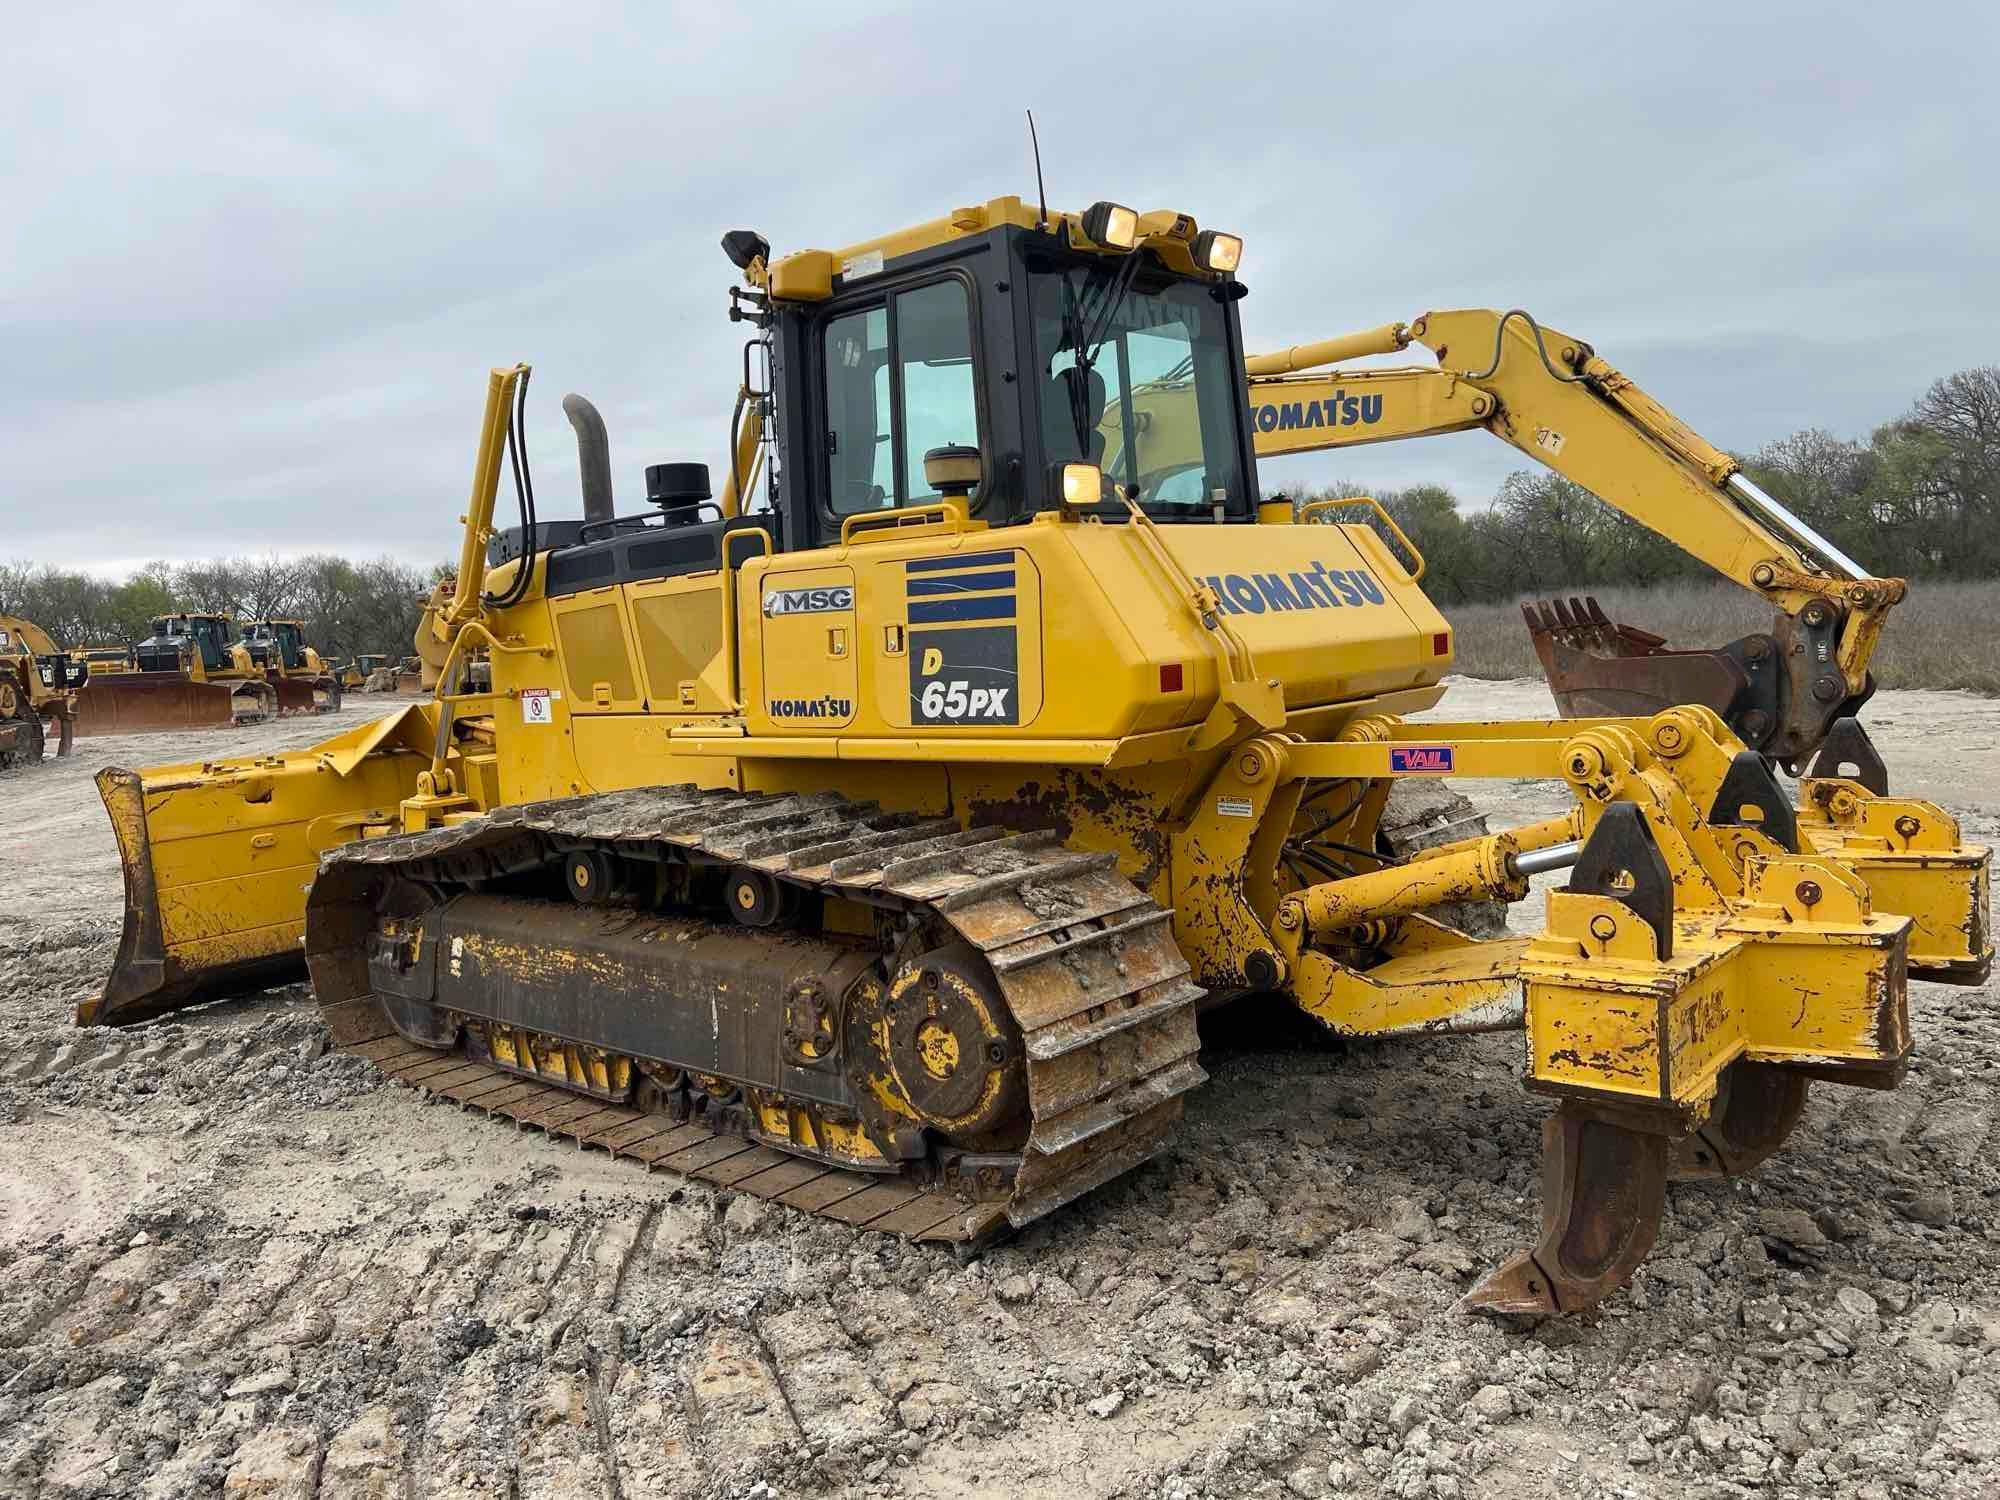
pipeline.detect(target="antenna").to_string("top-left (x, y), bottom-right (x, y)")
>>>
top-left (1027, 110), bottom-right (1048, 230)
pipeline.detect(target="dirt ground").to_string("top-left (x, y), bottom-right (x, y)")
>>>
top-left (2, 681), bottom-right (1997, 1500)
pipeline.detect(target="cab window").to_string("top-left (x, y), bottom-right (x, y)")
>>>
top-left (823, 279), bottom-right (979, 515)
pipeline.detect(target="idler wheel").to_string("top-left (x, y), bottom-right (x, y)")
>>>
top-left (883, 944), bottom-right (1023, 1138)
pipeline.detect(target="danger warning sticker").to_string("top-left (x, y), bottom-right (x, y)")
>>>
top-left (521, 689), bottom-right (553, 724)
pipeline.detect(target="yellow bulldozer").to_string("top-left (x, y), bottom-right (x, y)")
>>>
top-left (0, 615), bottom-right (84, 765)
top-left (82, 196), bottom-right (1989, 1315)
top-left (241, 619), bottom-right (344, 714)
top-left (72, 613), bottom-right (278, 736)
top-left (72, 644), bottom-right (136, 676)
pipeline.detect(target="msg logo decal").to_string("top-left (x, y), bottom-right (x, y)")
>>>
top-left (768, 695), bottom-right (853, 719)
top-left (763, 585), bottom-right (854, 616)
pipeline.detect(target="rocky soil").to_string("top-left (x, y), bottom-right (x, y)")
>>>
top-left (1, 682), bottom-right (1997, 1499)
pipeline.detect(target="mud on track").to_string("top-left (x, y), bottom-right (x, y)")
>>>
top-left (2, 683), bottom-right (1997, 1499)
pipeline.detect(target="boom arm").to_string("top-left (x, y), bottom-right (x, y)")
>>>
top-left (1245, 309), bottom-right (1905, 762)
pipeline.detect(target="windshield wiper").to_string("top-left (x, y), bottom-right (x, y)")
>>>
top-left (1054, 256), bottom-right (1145, 454)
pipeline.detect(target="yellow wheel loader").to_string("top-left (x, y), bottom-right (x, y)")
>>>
top-left (242, 619), bottom-right (344, 714)
top-left (0, 615), bottom-right (84, 765)
top-left (72, 613), bottom-right (278, 735)
top-left (83, 197), bottom-right (1990, 1315)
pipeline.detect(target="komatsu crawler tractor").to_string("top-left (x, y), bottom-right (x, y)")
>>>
top-left (87, 197), bottom-right (1989, 1313)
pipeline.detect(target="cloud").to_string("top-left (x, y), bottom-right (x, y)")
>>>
top-left (5, 0), bottom-right (1994, 570)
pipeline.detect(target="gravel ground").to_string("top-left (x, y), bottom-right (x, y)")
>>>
top-left (1, 682), bottom-right (1996, 1500)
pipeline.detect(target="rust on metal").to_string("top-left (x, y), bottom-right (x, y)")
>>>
top-left (1463, 1101), bottom-right (1669, 1317)
top-left (79, 767), bottom-right (305, 1026)
top-left (71, 674), bottom-right (241, 737)
top-left (1674, 1059), bottom-right (1810, 1178)
top-left (304, 785), bottom-right (1209, 1245)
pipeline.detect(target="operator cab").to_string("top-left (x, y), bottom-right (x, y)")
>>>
top-left (243, 621), bottom-right (308, 672)
top-left (136, 614), bottom-right (232, 673)
top-left (511, 197), bottom-right (1258, 603)
top-left (756, 197), bottom-right (1257, 549)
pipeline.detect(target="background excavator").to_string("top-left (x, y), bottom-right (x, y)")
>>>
top-left (72, 613), bottom-right (278, 735)
top-left (241, 619), bottom-right (344, 714)
top-left (81, 195), bottom-right (1987, 1317)
top-left (1226, 314), bottom-right (1894, 770)
top-left (0, 615), bottom-right (84, 766)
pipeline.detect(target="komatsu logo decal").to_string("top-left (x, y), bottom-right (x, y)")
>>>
top-left (763, 585), bottom-right (854, 616)
top-left (1251, 390), bottom-right (1384, 434)
top-left (1202, 561), bottom-right (1385, 615)
top-left (768, 695), bottom-right (853, 719)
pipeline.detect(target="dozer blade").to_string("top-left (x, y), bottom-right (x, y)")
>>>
top-left (72, 673), bottom-right (239, 736)
top-left (271, 675), bottom-right (339, 714)
top-left (82, 706), bottom-right (437, 1027)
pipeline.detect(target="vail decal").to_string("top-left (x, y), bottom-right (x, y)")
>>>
top-left (1390, 746), bottom-right (1455, 774)
top-left (768, 696), bottom-right (853, 719)
top-left (763, 585), bottom-right (854, 616)
top-left (1251, 390), bottom-right (1384, 434)
top-left (1202, 561), bottom-right (1386, 616)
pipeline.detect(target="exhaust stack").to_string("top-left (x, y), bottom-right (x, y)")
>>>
top-left (563, 393), bottom-right (615, 524)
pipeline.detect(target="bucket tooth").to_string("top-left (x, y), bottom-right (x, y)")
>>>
top-left (1465, 1103), bottom-right (1667, 1317)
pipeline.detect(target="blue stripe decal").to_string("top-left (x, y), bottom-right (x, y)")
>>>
top-left (904, 549), bottom-right (1015, 574)
top-left (908, 596), bottom-right (1017, 624)
top-left (908, 570), bottom-right (1015, 597)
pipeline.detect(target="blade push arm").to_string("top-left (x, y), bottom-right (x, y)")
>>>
top-left (1245, 311), bottom-right (1904, 762)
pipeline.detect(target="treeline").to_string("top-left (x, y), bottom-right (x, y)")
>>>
top-left (0, 554), bottom-right (448, 659)
top-left (6, 367), bottom-right (1993, 643)
top-left (1306, 365), bottom-right (2000, 603)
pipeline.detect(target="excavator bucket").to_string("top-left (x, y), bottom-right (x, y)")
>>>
top-left (71, 674), bottom-right (241, 736)
top-left (1523, 596), bottom-right (1795, 750)
top-left (82, 705), bottom-right (437, 1027)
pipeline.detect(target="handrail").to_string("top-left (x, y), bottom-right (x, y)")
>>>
top-left (1297, 495), bottom-right (1427, 583)
top-left (840, 500), bottom-right (971, 547)
top-left (1110, 492), bottom-right (1285, 749)
top-left (720, 525), bottom-right (774, 712)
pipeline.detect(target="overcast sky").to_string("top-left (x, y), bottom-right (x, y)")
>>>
top-left (7, 2), bottom-right (1994, 574)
